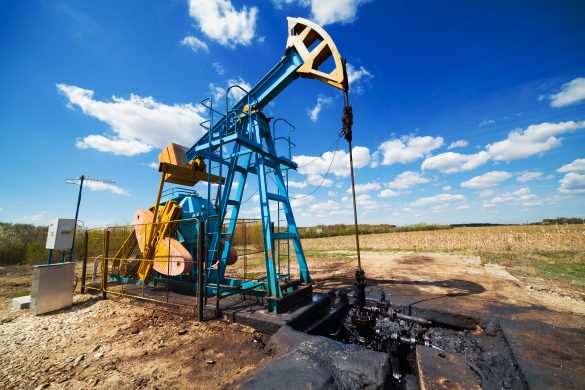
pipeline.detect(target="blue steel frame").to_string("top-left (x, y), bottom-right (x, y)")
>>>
top-left (188, 50), bottom-right (312, 311)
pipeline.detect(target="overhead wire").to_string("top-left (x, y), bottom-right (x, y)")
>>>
top-left (289, 134), bottom-right (344, 200)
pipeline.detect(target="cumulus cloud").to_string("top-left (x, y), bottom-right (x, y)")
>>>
top-left (422, 151), bottom-right (489, 174)
top-left (84, 181), bottom-right (129, 196)
top-left (411, 193), bottom-right (466, 207)
top-left (346, 63), bottom-right (373, 94)
top-left (486, 121), bottom-right (585, 161)
top-left (75, 135), bottom-right (153, 156)
top-left (288, 180), bottom-right (308, 189)
top-left (516, 171), bottom-right (543, 183)
top-left (209, 77), bottom-right (253, 105)
top-left (483, 187), bottom-right (537, 208)
top-left (180, 35), bottom-right (208, 52)
top-left (188, 0), bottom-right (257, 48)
top-left (378, 135), bottom-right (444, 165)
top-left (293, 146), bottom-right (370, 185)
top-left (559, 173), bottom-right (585, 194)
top-left (447, 139), bottom-right (468, 149)
top-left (347, 182), bottom-right (381, 194)
top-left (379, 189), bottom-right (399, 198)
top-left (308, 96), bottom-right (333, 122)
top-left (422, 120), bottom-right (585, 173)
top-left (557, 158), bottom-right (585, 173)
top-left (387, 171), bottom-right (429, 190)
top-left (460, 171), bottom-right (513, 189)
top-left (58, 84), bottom-right (206, 156)
top-left (549, 77), bottom-right (585, 108)
top-left (303, 0), bottom-right (371, 25)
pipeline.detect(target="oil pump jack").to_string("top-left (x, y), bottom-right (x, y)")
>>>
top-left (110, 17), bottom-right (366, 314)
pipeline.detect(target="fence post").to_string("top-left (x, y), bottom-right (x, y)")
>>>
top-left (102, 229), bottom-right (110, 300)
top-left (197, 220), bottom-right (205, 321)
top-left (81, 230), bottom-right (88, 293)
top-left (243, 221), bottom-right (247, 279)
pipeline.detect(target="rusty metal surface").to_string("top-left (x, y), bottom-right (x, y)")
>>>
top-left (416, 344), bottom-right (480, 390)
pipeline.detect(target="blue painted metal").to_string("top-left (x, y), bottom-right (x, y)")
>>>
top-left (186, 50), bottom-right (303, 160)
top-left (110, 45), bottom-right (312, 312)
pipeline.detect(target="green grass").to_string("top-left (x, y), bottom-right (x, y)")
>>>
top-left (479, 250), bottom-right (585, 289)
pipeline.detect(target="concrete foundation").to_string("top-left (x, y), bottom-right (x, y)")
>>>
top-left (11, 295), bottom-right (31, 310)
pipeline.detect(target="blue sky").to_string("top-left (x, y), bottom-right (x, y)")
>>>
top-left (1, 0), bottom-right (584, 227)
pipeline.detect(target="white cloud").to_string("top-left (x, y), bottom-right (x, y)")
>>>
top-left (479, 119), bottom-right (495, 127)
top-left (209, 77), bottom-right (253, 105)
top-left (516, 171), bottom-right (543, 183)
top-left (148, 162), bottom-right (158, 169)
top-left (58, 84), bottom-right (206, 156)
top-left (188, 0), bottom-right (257, 48)
top-left (387, 171), bottom-right (429, 190)
top-left (423, 121), bottom-right (585, 174)
top-left (442, 185), bottom-right (452, 191)
top-left (549, 77), bottom-right (585, 108)
top-left (559, 172), bottom-right (585, 194)
top-left (557, 158), bottom-right (585, 173)
top-left (84, 181), bottom-right (129, 196)
top-left (272, 0), bottom-right (370, 26)
top-left (288, 180), bottom-right (307, 189)
top-left (379, 189), bottom-right (399, 198)
top-left (483, 187), bottom-right (536, 208)
top-left (212, 62), bottom-right (224, 75)
top-left (422, 151), bottom-right (489, 174)
top-left (347, 63), bottom-right (372, 85)
top-left (460, 171), bottom-right (513, 189)
top-left (293, 146), bottom-right (370, 185)
top-left (346, 63), bottom-right (373, 94)
top-left (309, 95), bottom-right (333, 122)
top-left (378, 135), bottom-right (444, 165)
top-left (478, 189), bottom-right (494, 198)
top-left (412, 193), bottom-right (466, 207)
top-left (75, 135), bottom-right (153, 156)
top-left (447, 139), bottom-right (468, 149)
top-left (347, 182), bottom-right (381, 194)
top-left (291, 194), bottom-right (315, 209)
top-left (486, 121), bottom-right (585, 161)
top-left (180, 35), bottom-right (208, 52)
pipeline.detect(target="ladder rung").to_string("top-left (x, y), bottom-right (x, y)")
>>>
top-left (267, 193), bottom-right (287, 203)
top-left (273, 232), bottom-right (295, 240)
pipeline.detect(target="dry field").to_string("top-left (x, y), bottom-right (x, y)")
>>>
top-left (304, 224), bottom-right (585, 294)
top-left (303, 224), bottom-right (585, 252)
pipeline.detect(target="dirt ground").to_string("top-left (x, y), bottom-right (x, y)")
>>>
top-left (310, 251), bottom-right (585, 317)
top-left (2, 251), bottom-right (584, 389)
top-left (0, 282), bottom-right (268, 389)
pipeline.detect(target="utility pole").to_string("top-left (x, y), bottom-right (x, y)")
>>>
top-left (65, 175), bottom-right (114, 262)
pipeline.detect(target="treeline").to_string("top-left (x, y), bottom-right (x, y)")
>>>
top-left (0, 223), bottom-right (48, 265)
top-left (539, 217), bottom-right (584, 225)
top-left (298, 223), bottom-right (451, 239)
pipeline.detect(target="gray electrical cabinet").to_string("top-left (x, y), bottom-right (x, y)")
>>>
top-left (45, 218), bottom-right (75, 250)
top-left (30, 262), bottom-right (75, 315)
